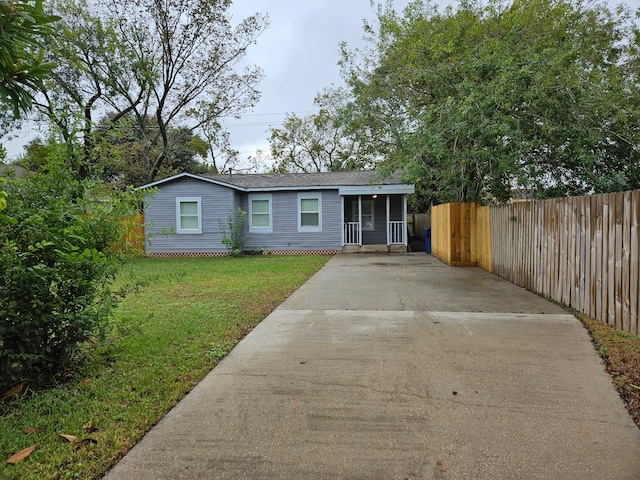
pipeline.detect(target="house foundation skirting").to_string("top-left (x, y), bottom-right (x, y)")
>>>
top-left (147, 250), bottom-right (342, 258)
top-left (342, 244), bottom-right (408, 253)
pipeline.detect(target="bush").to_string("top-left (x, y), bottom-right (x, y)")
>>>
top-left (0, 151), bottom-right (139, 391)
top-left (220, 207), bottom-right (248, 256)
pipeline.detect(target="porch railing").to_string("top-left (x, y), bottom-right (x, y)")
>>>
top-left (344, 222), bottom-right (360, 245)
top-left (388, 220), bottom-right (405, 244)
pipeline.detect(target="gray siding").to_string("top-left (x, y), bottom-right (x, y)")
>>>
top-left (145, 178), bottom-right (235, 254)
top-left (242, 190), bottom-right (342, 251)
top-left (145, 182), bottom-right (342, 253)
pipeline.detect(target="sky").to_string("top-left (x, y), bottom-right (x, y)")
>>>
top-left (3, 0), bottom-right (640, 162)
top-left (221, 0), bottom-right (640, 167)
top-left (221, 0), bottom-right (417, 165)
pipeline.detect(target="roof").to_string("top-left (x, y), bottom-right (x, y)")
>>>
top-left (203, 170), bottom-right (404, 188)
top-left (140, 170), bottom-right (415, 195)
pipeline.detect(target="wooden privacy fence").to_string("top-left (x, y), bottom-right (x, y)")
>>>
top-left (120, 213), bottom-right (145, 256)
top-left (408, 212), bottom-right (432, 241)
top-left (431, 202), bottom-right (491, 269)
top-left (431, 191), bottom-right (640, 335)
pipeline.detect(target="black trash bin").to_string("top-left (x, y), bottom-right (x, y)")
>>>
top-left (424, 227), bottom-right (431, 254)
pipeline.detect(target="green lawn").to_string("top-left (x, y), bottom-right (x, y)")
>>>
top-left (0, 255), bottom-right (330, 480)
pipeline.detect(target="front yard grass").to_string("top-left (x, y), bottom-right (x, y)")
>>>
top-left (0, 255), bottom-right (330, 480)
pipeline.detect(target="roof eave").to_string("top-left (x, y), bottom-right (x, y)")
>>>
top-left (339, 185), bottom-right (415, 195)
top-left (136, 172), bottom-right (245, 191)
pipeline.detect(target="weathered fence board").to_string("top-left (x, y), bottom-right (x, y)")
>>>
top-left (631, 191), bottom-right (640, 336)
top-left (487, 190), bottom-right (639, 336)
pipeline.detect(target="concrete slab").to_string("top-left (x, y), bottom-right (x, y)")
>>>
top-left (104, 254), bottom-right (640, 480)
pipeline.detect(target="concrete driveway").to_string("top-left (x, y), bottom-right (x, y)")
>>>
top-left (104, 254), bottom-right (640, 480)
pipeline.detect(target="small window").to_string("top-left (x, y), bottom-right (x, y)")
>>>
top-left (298, 193), bottom-right (322, 232)
top-left (353, 199), bottom-right (374, 231)
top-left (249, 194), bottom-right (272, 233)
top-left (176, 197), bottom-right (202, 234)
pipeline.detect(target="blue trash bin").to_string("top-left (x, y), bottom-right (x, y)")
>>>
top-left (424, 227), bottom-right (431, 254)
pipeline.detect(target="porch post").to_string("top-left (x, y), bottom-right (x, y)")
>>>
top-left (386, 195), bottom-right (390, 245)
top-left (403, 194), bottom-right (408, 246)
top-left (341, 195), bottom-right (345, 246)
top-left (358, 195), bottom-right (362, 246)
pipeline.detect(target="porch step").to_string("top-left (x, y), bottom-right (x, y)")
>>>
top-left (343, 244), bottom-right (408, 253)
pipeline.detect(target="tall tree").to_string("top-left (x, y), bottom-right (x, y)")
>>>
top-left (197, 119), bottom-right (239, 174)
top-left (105, 0), bottom-right (267, 183)
top-left (93, 115), bottom-right (211, 187)
top-left (32, 0), bottom-right (150, 178)
top-left (268, 87), bottom-right (373, 173)
top-left (340, 0), bottom-right (640, 203)
top-left (34, 0), bottom-right (267, 183)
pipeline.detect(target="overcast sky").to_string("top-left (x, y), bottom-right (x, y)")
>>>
top-left (222, 0), bottom-right (418, 164)
top-left (3, 0), bottom-right (639, 162)
top-left (221, 0), bottom-right (640, 167)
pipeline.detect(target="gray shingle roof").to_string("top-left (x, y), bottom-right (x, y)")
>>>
top-left (202, 170), bottom-right (405, 189)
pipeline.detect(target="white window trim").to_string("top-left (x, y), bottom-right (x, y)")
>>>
top-left (249, 193), bottom-right (272, 233)
top-left (297, 193), bottom-right (322, 232)
top-left (353, 199), bottom-right (375, 231)
top-left (176, 197), bottom-right (202, 234)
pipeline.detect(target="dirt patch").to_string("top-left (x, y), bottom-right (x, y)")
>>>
top-left (578, 313), bottom-right (640, 429)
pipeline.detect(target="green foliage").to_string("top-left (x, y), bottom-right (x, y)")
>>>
top-left (0, 255), bottom-right (330, 479)
top-left (269, 87), bottom-right (373, 173)
top-left (0, 0), bottom-right (59, 117)
top-left (340, 0), bottom-right (640, 203)
top-left (0, 145), bottom-right (141, 391)
top-left (36, 0), bottom-right (268, 184)
top-left (219, 208), bottom-right (248, 256)
top-left (92, 115), bottom-right (212, 187)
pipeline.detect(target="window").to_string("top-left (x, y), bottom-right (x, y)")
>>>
top-left (249, 194), bottom-right (272, 233)
top-left (298, 193), bottom-right (322, 232)
top-left (176, 197), bottom-right (202, 234)
top-left (353, 199), bottom-right (374, 231)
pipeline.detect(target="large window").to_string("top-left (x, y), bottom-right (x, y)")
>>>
top-left (353, 199), bottom-right (374, 231)
top-left (298, 193), bottom-right (322, 232)
top-left (176, 197), bottom-right (202, 234)
top-left (249, 194), bottom-right (272, 233)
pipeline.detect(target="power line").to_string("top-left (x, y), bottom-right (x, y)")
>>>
top-left (224, 121), bottom-right (284, 128)
top-left (220, 110), bottom-right (314, 118)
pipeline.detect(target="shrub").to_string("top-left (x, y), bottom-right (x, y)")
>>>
top-left (219, 207), bottom-right (248, 256)
top-left (0, 151), bottom-right (139, 391)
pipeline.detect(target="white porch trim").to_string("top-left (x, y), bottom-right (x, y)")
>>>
top-left (342, 194), bottom-right (408, 247)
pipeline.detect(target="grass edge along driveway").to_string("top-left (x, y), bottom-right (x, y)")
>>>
top-left (0, 255), bottom-right (331, 480)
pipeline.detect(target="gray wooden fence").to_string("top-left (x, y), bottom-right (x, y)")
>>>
top-left (490, 191), bottom-right (640, 335)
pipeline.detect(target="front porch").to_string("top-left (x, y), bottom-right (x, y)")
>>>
top-left (341, 193), bottom-right (409, 250)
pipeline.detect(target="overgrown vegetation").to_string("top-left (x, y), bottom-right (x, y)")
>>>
top-left (0, 255), bottom-right (330, 479)
top-left (0, 147), bottom-right (141, 392)
top-left (578, 314), bottom-right (640, 429)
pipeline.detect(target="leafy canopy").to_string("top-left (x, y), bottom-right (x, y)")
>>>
top-left (340, 0), bottom-right (640, 203)
top-left (29, 0), bottom-right (267, 184)
top-left (0, 0), bottom-right (58, 117)
top-left (268, 87), bottom-right (375, 173)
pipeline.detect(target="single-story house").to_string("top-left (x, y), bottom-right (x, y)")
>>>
top-left (140, 170), bottom-right (415, 255)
